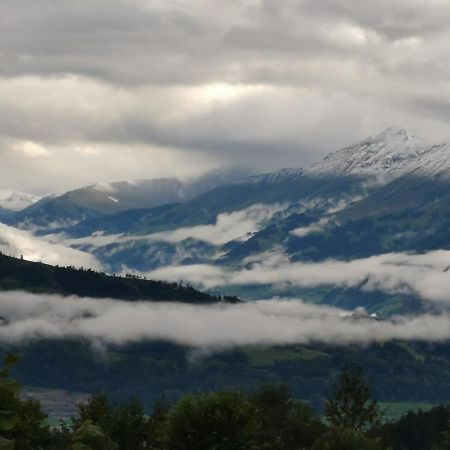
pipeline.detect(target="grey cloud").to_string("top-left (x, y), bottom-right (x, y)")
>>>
top-left (1, 292), bottom-right (450, 348)
top-left (300, 0), bottom-right (450, 40)
top-left (290, 218), bottom-right (332, 237)
top-left (2, 1), bottom-right (450, 192)
top-left (50, 203), bottom-right (287, 248)
top-left (1, 0), bottom-right (449, 86)
top-left (146, 250), bottom-right (450, 304)
top-left (0, 0), bottom-right (231, 85)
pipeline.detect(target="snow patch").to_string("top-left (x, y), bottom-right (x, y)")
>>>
top-left (0, 190), bottom-right (41, 211)
top-left (309, 127), bottom-right (450, 182)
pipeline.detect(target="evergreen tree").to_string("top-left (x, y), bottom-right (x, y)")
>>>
top-left (250, 384), bottom-right (323, 450)
top-left (325, 366), bottom-right (380, 432)
top-left (0, 354), bottom-right (50, 450)
top-left (432, 420), bottom-right (450, 450)
top-left (75, 393), bottom-right (147, 450)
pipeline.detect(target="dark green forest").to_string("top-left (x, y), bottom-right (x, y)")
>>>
top-left (3, 338), bottom-right (450, 414)
top-left (0, 253), bottom-right (239, 304)
top-left (2, 356), bottom-right (450, 450)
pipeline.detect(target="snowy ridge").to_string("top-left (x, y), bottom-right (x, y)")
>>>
top-left (308, 127), bottom-right (450, 182)
top-left (0, 190), bottom-right (41, 211)
top-left (230, 128), bottom-right (450, 189)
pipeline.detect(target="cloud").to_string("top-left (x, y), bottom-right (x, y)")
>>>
top-left (146, 250), bottom-right (450, 303)
top-left (1, 292), bottom-right (450, 349)
top-left (135, 204), bottom-right (286, 246)
top-left (2, 1), bottom-right (450, 192)
top-left (291, 217), bottom-right (332, 237)
top-left (149, 203), bottom-right (286, 245)
top-left (0, 223), bottom-right (103, 270)
top-left (15, 141), bottom-right (49, 158)
top-left (48, 203), bottom-right (286, 248)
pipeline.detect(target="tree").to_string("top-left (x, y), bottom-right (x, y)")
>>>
top-left (380, 405), bottom-right (450, 450)
top-left (12, 398), bottom-right (50, 450)
top-left (312, 427), bottom-right (386, 450)
top-left (76, 393), bottom-right (114, 435)
top-left (250, 384), bottom-right (323, 450)
top-left (325, 366), bottom-right (380, 432)
top-left (110, 399), bottom-right (147, 450)
top-left (145, 396), bottom-right (171, 450)
top-left (71, 419), bottom-right (115, 450)
top-left (165, 391), bottom-right (253, 450)
top-left (75, 393), bottom-right (147, 450)
top-left (0, 354), bottom-right (50, 450)
top-left (432, 420), bottom-right (450, 450)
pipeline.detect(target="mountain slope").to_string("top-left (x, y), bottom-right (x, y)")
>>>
top-left (0, 208), bottom-right (13, 221)
top-left (308, 127), bottom-right (449, 181)
top-left (72, 171), bottom-right (369, 237)
top-left (55, 129), bottom-right (440, 253)
top-left (0, 253), bottom-right (239, 303)
top-left (217, 128), bottom-right (450, 260)
top-left (0, 190), bottom-right (41, 211)
top-left (66, 128), bottom-right (443, 238)
top-left (11, 169), bottom-right (249, 229)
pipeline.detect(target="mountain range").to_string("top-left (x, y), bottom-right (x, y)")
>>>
top-left (1, 127), bottom-right (449, 315)
top-left (8, 168), bottom-right (250, 229)
top-left (1, 127), bottom-right (450, 412)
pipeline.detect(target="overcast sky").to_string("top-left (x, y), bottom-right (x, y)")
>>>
top-left (2, 0), bottom-right (450, 194)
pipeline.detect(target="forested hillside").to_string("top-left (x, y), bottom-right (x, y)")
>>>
top-left (4, 338), bottom-right (450, 412)
top-left (0, 253), bottom-right (238, 304)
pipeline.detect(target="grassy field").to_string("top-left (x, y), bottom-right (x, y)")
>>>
top-left (379, 401), bottom-right (438, 421)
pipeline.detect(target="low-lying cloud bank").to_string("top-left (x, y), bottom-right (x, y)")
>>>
top-left (0, 223), bottom-right (103, 270)
top-left (147, 250), bottom-right (450, 303)
top-left (1, 292), bottom-right (450, 349)
top-left (49, 203), bottom-right (286, 248)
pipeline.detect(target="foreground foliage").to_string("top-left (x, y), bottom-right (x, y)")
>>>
top-left (1, 357), bottom-right (450, 450)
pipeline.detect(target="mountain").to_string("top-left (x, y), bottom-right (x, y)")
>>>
top-left (0, 208), bottom-right (13, 221)
top-left (220, 128), bottom-right (450, 263)
top-left (308, 128), bottom-right (431, 180)
top-left (0, 190), bottom-right (41, 211)
top-left (6, 128), bottom-right (450, 315)
top-left (3, 128), bottom-right (450, 414)
top-left (64, 167), bottom-right (369, 239)
top-left (72, 128), bottom-right (438, 238)
top-left (58, 128), bottom-right (435, 240)
top-left (10, 168), bottom-right (249, 229)
top-left (0, 252), bottom-right (239, 303)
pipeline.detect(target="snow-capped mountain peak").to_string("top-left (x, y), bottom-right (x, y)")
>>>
top-left (0, 190), bottom-right (41, 211)
top-left (307, 127), bottom-right (448, 182)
